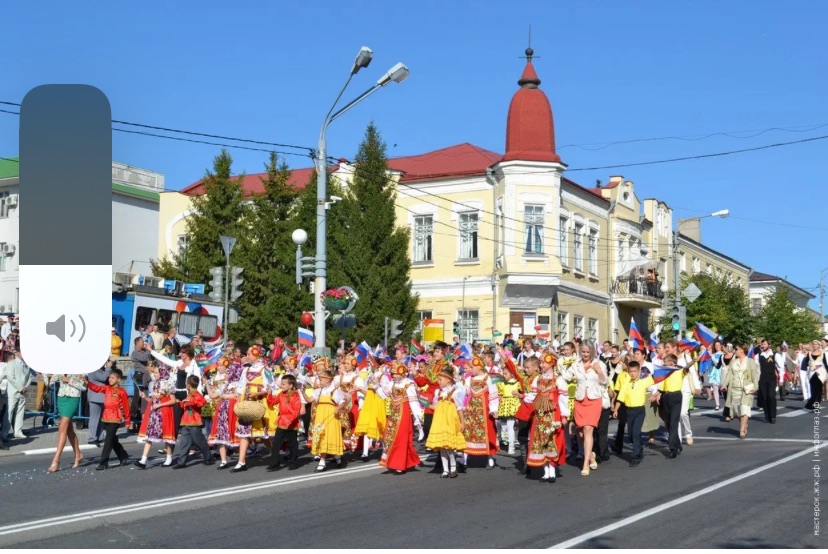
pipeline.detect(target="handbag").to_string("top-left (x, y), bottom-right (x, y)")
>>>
top-left (743, 382), bottom-right (756, 395)
top-left (234, 386), bottom-right (266, 423)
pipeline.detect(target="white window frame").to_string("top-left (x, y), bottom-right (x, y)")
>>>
top-left (524, 204), bottom-right (545, 255)
top-left (458, 211), bottom-right (479, 261)
top-left (573, 315), bottom-right (584, 341)
top-left (692, 257), bottom-right (701, 274)
top-left (177, 234), bottom-right (190, 253)
top-left (618, 236), bottom-right (627, 262)
top-left (413, 215), bottom-right (434, 264)
top-left (416, 310), bottom-right (433, 334)
top-left (679, 252), bottom-right (687, 273)
top-left (496, 197), bottom-right (505, 259)
top-left (557, 311), bottom-right (569, 342)
top-left (559, 216), bottom-right (569, 265)
top-left (457, 309), bottom-right (479, 344)
top-left (0, 196), bottom-right (8, 219)
top-left (573, 222), bottom-right (584, 272)
top-left (588, 318), bottom-right (598, 343)
top-left (588, 228), bottom-right (598, 276)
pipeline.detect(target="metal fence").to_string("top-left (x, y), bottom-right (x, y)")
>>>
top-left (611, 276), bottom-right (665, 300)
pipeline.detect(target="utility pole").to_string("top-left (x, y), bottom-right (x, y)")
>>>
top-left (672, 229), bottom-right (682, 339)
top-left (219, 235), bottom-right (236, 345)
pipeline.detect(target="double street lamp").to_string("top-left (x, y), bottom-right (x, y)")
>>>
top-left (298, 47), bottom-right (409, 354)
top-left (671, 209), bottom-right (729, 336)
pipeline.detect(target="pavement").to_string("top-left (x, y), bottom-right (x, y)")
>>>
top-left (0, 393), bottom-right (824, 548)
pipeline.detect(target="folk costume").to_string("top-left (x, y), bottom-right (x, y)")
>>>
top-left (207, 359), bottom-right (240, 463)
top-left (173, 390), bottom-right (213, 468)
top-left (137, 376), bottom-right (176, 446)
top-left (310, 362), bottom-right (346, 472)
top-left (354, 366), bottom-right (388, 460)
top-left (234, 356), bottom-right (275, 442)
top-left (461, 356), bottom-right (500, 469)
top-left (86, 380), bottom-right (131, 470)
top-left (414, 357), bottom-right (444, 441)
top-left (337, 357), bottom-right (363, 452)
top-left (267, 386), bottom-right (302, 470)
top-left (496, 374), bottom-right (521, 454)
top-left (526, 354), bottom-right (566, 482)
top-left (379, 362), bottom-right (423, 474)
top-left (425, 367), bottom-right (466, 477)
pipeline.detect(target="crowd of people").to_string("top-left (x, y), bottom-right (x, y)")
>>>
top-left (4, 320), bottom-right (824, 479)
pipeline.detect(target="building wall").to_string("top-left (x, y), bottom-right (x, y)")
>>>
top-left (112, 192), bottom-right (160, 275)
top-left (157, 191), bottom-right (195, 261)
top-left (677, 238), bottom-right (751, 292)
top-left (749, 281), bottom-right (813, 313)
top-left (0, 178), bottom-right (20, 312)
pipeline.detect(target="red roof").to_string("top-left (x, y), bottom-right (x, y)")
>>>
top-left (180, 166), bottom-right (321, 197)
top-left (502, 60), bottom-right (561, 164)
top-left (390, 143), bottom-right (502, 182)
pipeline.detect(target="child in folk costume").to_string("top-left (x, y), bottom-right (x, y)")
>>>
top-left (266, 374), bottom-right (302, 471)
top-left (134, 362), bottom-right (177, 469)
top-left (354, 363), bottom-right (388, 461)
top-left (207, 357), bottom-right (241, 470)
top-left (425, 366), bottom-right (466, 478)
top-left (172, 375), bottom-right (214, 468)
top-left (461, 355), bottom-right (500, 470)
top-left (526, 352), bottom-right (566, 483)
top-left (306, 363), bottom-right (346, 473)
top-left (85, 368), bottom-right (132, 470)
top-left (336, 355), bottom-right (363, 453)
top-left (231, 346), bottom-right (276, 473)
top-left (496, 364), bottom-right (521, 455)
top-left (378, 362), bottom-right (423, 475)
top-left (415, 350), bottom-right (444, 443)
top-left (558, 342), bottom-right (579, 456)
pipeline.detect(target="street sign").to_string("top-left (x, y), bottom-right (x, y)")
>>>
top-left (683, 283), bottom-right (702, 303)
top-left (219, 235), bottom-right (237, 258)
top-left (333, 314), bottom-right (356, 330)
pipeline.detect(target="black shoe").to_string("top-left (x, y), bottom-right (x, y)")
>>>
top-left (448, 471), bottom-right (458, 478)
top-left (314, 464), bottom-right (326, 473)
top-left (611, 445), bottom-right (622, 455)
top-left (95, 464), bottom-right (108, 471)
top-left (668, 451), bottom-right (678, 459)
top-left (336, 459), bottom-right (346, 469)
top-left (267, 464), bottom-right (282, 472)
top-left (173, 464), bottom-right (186, 470)
top-left (288, 461), bottom-right (299, 470)
top-left (539, 477), bottom-right (548, 483)
top-left (440, 472), bottom-right (450, 479)
top-left (630, 458), bottom-right (642, 467)
top-left (457, 463), bottom-right (466, 474)
top-left (118, 457), bottom-right (130, 467)
top-left (360, 455), bottom-right (369, 463)
top-left (203, 459), bottom-right (215, 466)
top-left (133, 460), bottom-right (147, 469)
top-left (230, 464), bottom-right (247, 473)
top-left (769, 418), bottom-right (776, 424)
top-left (217, 462), bottom-right (229, 470)
top-left (548, 475), bottom-right (557, 483)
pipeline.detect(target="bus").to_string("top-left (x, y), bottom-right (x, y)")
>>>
top-left (112, 290), bottom-right (224, 356)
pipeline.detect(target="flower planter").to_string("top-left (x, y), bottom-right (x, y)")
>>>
top-left (323, 298), bottom-right (349, 311)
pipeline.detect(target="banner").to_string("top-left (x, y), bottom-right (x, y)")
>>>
top-left (423, 319), bottom-right (445, 344)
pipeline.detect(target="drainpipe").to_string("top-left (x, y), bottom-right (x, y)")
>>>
top-left (486, 168), bottom-right (498, 340)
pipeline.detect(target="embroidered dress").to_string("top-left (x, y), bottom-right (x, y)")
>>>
top-left (462, 374), bottom-right (500, 456)
top-left (208, 372), bottom-right (239, 447)
top-left (379, 378), bottom-right (423, 471)
top-left (526, 372), bottom-right (566, 467)
top-left (234, 364), bottom-right (274, 440)
top-left (337, 371), bottom-right (361, 451)
top-left (496, 379), bottom-right (521, 418)
top-left (137, 379), bottom-right (176, 445)
top-left (311, 384), bottom-right (345, 457)
top-left (425, 385), bottom-right (466, 451)
top-left (355, 369), bottom-right (387, 440)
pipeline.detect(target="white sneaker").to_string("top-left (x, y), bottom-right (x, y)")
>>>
top-left (686, 436), bottom-right (694, 446)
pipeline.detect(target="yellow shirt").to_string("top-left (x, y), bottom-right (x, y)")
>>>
top-left (658, 368), bottom-right (683, 393)
top-left (111, 334), bottom-right (122, 356)
top-left (613, 370), bottom-right (630, 393)
top-left (618, 376), bottom-right (655, 407)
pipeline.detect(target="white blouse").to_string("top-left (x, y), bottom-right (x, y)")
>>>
top-left (463, 373), bottom-right (500, 415)
top-left (432, 384), bottom-right (466, 412)
top-left (312, 382), bottom-right (346, 405)
top-left (379, 377), bottom-right (423, 425)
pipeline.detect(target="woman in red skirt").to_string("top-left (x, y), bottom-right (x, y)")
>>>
top-left (526, 352), bottom-right (566, 483)
top-left (561, 342), bottom-right (609, 476)
top-left (379, 362), bottom-right (423, 475)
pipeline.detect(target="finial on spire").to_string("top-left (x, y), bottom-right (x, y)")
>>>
top-left (519, 26), bottom-right (539, 62)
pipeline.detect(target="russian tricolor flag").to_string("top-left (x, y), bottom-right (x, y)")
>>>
top-left (629, 318), bottom-right (645, 351)
top-left (679, 338), bottom-right (700, 351)
top-left (649, 331), bottom-right (660, 352)
top-left (298, 328), bottom-right (314, 348)
top-left (693, 322), bottom-right (717, 348)
top-left (453, 344), bottom-right (473, 366)
top-left (651, 364), bottom-right (681, 384)
top-left (299, 352), bottom-right (312, 369)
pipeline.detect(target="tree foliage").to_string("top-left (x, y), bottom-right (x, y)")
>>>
top-left (754, 287), bottom-right (821, 346)
top-left (659, 273), bottom-right (753, 345)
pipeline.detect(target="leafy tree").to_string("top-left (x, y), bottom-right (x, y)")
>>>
top-left (230, 153), bottom-right (303, 344)
top-left (337, 123), bottom-right (419, 346)
top-left (659, 273), bottom-right (753, 345)
top-left (754, 288), bottom-right (821, 346)
top-left (151, 149), bottom-right (247, 289)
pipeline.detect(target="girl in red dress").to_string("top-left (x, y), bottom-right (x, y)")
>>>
top-left (461, 356), bottom-right (500, 470)
top-left (134, 362), bottom-right (176, 469)
top-left (526, 352), bottom-right (566, 483)
top-left (379, 362), bottom-right (423, 475)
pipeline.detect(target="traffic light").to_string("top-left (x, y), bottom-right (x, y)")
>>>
top-left (208, 267), bottom-right (224, 303)
top-left (230, 266), bottom-right (244, 302)
top-left (453, 321), bottom-right (460, 337)
top-left (389, 319), bottom-right (403, 339)
top-left (671, 304), bottom-right (681, 332)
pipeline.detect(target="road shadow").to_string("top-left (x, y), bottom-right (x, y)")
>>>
top-left (704, 425), bottom-right (740, 437)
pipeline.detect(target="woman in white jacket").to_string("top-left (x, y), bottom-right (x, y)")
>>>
top-left (678, 351), bottom-right (702, 446)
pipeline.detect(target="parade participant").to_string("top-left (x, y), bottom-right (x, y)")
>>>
top-left (651, 350), bottom-right (685, 457)
top-left (425, 365), bottom-right (466, 478)
top-left (46, 373), bottom-right (88, 472)
top-left (206, 357), bottom-right (239, 470)
top-left (706, 341), bottom-right (725, 410)
top-left (804, 340), bottom-right (826, 411)
top-left (526, 352), bottom-right (565, 483)
top-left (495, 364), bottom-right (521, 454)
top-left (558, 342), bottom-right (579, 456)
top-left (267, 374), bottom-right (302, 471)
top-left (354, 362), bottom-right (388, 461)
top-left (85, 368), bottom-right (132, 470)
top-left (379, 362), bottom-right (423, 475)
top-left (611, 350), bottom-right (630, 456)
top-left (231, 346), bottom-right (275, 473)
top-left (414, 343), bottom-right (447, 442)
top-left (721, 345), bottom-right (759, 438)
top-left (134, 362), bottom-right (177, 469)
top-left (307, 363), bottom-right (346, 473)
top-left (484, 350), bottom-right (502, 377)
top-left (461, 355), bottom-right (500, 471)
top-left (337, 355), bottom-right (362, 453)
top-left (613, 360), bottom-right (653, 466)
top-left (512, 355), bottom-right (539, 475)
top-left (756, 339), bottom-right (778, 424)
top-left (561, 342), bottom-right (608, 476)
top-left (173, 375), bottom-right (213, 468)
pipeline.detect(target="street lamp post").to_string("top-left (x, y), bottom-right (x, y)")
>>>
top-left (671, 209), bottom-right (729, 337)
top-left (819, 267), bottom-right (828, 337)
top-left (313, 48), bottom-right (409, 354)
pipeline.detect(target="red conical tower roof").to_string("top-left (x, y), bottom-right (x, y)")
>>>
top-left (503, 48), bottom-right (561, 163)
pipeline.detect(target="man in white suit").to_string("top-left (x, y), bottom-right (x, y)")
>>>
top-left (1, 350), bottom-right (31, 440)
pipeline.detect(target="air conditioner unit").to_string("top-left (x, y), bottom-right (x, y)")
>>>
top-left (2, 244), bottom-right (15, 255)
top-left (5, 194), bottom-right (18, 207)
top-left (145, 276), bottom-right (164, 288)
top-left (114, 272), bottom-right (137, 287)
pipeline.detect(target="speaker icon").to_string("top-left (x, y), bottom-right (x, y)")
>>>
top-left (45, 314), bottom-right (86, 343)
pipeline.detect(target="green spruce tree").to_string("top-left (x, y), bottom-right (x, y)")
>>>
top-left (230, 153), bottom-right (303, 344)
top-left (339, 123), bottom-right (418, 346)
top-left (754, 288), bottom-right (821, 346)
top-left (151, 149), bottom-right (248, 290)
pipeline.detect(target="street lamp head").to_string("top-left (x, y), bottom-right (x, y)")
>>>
top-left (377, 62), bottom-right (409, 86)
top-left (661, 282), bottom-right (669, 293)
top-left (292, 228), bottom-right (308, 246)
top-left (352, 47), bottom-right (373, 74)
top-left (711, 209), bottom-right (730, 218)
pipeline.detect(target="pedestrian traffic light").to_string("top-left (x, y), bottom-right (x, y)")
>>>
top-left (453, 321), bottom-right (460, 336)
top-left (230, 266), bottom-right (244, 302)
top-left (209, 266), bottom-right (224, 303)
top-left (389, 319), bottom-right (404, 339)
top-left (671, 304), bottom-right (682, 332)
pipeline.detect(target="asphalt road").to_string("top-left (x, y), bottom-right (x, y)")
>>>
top-left (0, 395), bottom-right (824, 548)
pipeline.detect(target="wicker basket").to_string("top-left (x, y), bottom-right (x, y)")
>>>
top-left (234, 400), bottom-right (265, 422)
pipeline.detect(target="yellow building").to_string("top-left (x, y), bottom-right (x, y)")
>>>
top-left (157, 48), bottom-right (754, 347)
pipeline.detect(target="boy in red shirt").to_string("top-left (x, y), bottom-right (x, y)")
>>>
top-left (173, 375), bottom-right (214, 468)
top-left (86, 367), bottom-right (132, 470)
top-left (267, 374), bottom-right (301, 471)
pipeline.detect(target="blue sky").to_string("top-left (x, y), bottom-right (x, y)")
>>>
top-left (2, 1), bottom-right (827, 309)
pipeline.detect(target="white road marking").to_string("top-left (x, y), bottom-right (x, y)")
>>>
top-left (690, 408), bottom-right (721, 417)
top-left (549, 441), bottom-right (827, 549)
top-left (778, 409), bottom-right (813, 418)
top-left (22, 444), bottom-right (98, 456)
top-left (0, 455), bottom-right (428, 536)
top-left (691, 437), bottom-right (820, 443)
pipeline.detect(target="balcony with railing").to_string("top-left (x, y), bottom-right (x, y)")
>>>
top-left (611, 276), bottom-right (664, 308)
